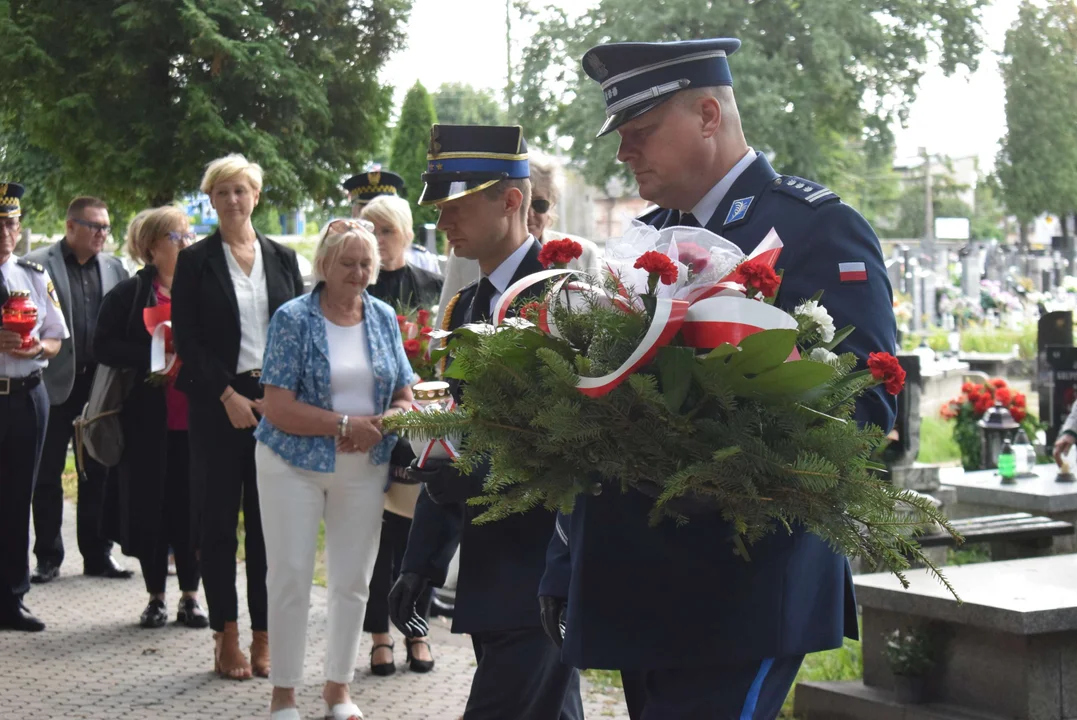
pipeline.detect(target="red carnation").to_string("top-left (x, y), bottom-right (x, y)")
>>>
top-left (420, 326), bottom-right (433, 337)
top-left (678, 242), bottom-right (710, 273)
top-left (867, 352), bottom-right (906, 395)
top-left (990, 378), bottom-right (1008, 389)
top-left (1011, 407), bottom-right (1027, 423)
top-left (538, 238), bottom-right (584, 269)
top-left (961, 382), bottom-right (977, 394)
top-left (1013, 392), bottom-right (1027, 408)
top-left (734, 260), bottom-right (781, 299)
top-left (974, 394), bottom-right (994, 416)
top-left (404, 339), bottom-right (421, 358)
top-left (635, 251), bottom-right (679, 286)
top-left (396, 314), bottom-right (407, 328)
top-left (995, 387), bottom-right (1012, 405)
top-left (417, 308), bottom-right (430, 327)
top-left (521, 301), bottom-right (543, 322)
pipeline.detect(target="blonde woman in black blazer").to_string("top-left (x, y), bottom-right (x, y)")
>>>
top-left (172, 154), bottom-right (304, 681)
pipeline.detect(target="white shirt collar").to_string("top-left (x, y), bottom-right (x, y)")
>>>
top-left (486, 235), bottom-right (536, 295)
top-left (484, 235), bottom-right (536, 317)
top-left (690, 148), bottom-right (757, 227)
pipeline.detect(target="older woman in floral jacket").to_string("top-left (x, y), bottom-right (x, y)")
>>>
top-left (254, 219), bottom-right (414, 720)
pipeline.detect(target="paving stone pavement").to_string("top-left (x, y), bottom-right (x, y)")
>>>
top-left (0, 501), bottom-right (630, 719)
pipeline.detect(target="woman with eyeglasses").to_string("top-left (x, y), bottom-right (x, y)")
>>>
top-left (436, 154), bottom-right (602, 325)
top-left (93, 206), bottom-right (208, 630)
top-left (255, 218), bottom-right (415, 720)
top-left (172, 154), bottom-right (305, 680)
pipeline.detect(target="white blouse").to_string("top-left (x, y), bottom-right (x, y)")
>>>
top-left (223, 240), bottom-right (270, 373)
top-left (324, 319), bottom-right (377, 417)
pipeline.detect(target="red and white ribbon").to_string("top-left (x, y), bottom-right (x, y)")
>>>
top-left (410, 398), bottom-right (461, 468)
top-left (681, 296), bottom-right (799, 348)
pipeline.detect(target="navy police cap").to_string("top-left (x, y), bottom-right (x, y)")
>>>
top-left (418, 124), bottom-right (529, 206)
top-left (0, 181), bottom-right (25, 218)
top-left (343, 168), bottom-right (406, 202)
top-left (582, 38), bottom-right (741, 137)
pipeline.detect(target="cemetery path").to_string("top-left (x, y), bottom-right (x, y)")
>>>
top-left (1, 501), bottom-right (629, 720)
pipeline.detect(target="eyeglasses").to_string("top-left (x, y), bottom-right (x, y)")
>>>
top-left (72, 218), bottom-right (111, 235)
top-left (167, 230), bottom-right (197, 244)
top-left (531, 198), bottom-right (551, 214)
top-left (325, 218), bottom-right (374, 235)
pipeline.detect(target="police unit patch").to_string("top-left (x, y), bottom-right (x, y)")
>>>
top-left (47, 280), bottom-right (60, 308)
top-left (724, 196), bottom-right (754, 226)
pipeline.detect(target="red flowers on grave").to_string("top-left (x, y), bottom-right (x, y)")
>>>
top-left (940, 376), bottom-right (1036, 470)
top-left (867, 352), bottom-right (906, 395)
top-left (404, 338), bottom-right (422, 358)
top-left (538, 238), bottom-right (583, 269)
top-left (634, 250), bottom-right (679, 293)
top-left (734, 259), bottom-right (781, 299)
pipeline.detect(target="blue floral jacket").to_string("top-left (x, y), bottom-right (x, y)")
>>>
top-left (254, 288), bottom-right (416, 472)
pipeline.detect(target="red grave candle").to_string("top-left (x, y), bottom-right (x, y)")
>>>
top-left (2, 290), bottom-right (38, 349)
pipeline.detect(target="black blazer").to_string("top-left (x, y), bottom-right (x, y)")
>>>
top-left (171, 229), bottom-right (304, 401)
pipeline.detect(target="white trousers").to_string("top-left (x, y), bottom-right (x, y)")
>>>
top-left (256, 442), bottom-right (387, 687)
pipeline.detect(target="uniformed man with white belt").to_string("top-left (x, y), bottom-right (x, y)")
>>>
top-left (0, 182), bottom-right (69, 631)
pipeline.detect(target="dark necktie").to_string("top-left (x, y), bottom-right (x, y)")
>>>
top-left (0, 270), bottom-right (8, 308)
top-left (679, 212), bottom-right (701, 228)
top-left (471, 277), bottom-right (497, 323)
top-left (662, 210), bottom-right (701, 229)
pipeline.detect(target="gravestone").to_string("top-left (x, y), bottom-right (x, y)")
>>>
top-left (882, 354), bottom-right (922, 469)
top-left (960, 245), bottom-right (979, 299)
top-left (1042, 344), bottom-right (1077, 447)
top-left (920, 271), bottom-right (937, 328)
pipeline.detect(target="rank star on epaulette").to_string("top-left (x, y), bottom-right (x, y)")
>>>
top-left (16, 258), bottom-right (43, 273)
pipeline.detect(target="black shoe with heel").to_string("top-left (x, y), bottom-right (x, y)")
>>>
top-left (370, 642), bottom-right (396, 676)
top-left (405, 637), bottom-right (435, 673)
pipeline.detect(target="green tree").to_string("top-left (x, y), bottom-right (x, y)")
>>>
top-left (0, 0), bottom-right (411, 219)
top-left (390, 81), bottom-right (439, 232)
top-left (996, 0), bottom-right (1077, 236)
top-left (433, 83), bottom-right (507, 126)
top-left (885, 167), bottom-right (971, 241)
top-left (515, 0), bottom-right (986, 189)
top-left (971, 174), bottom-right (1008, 242)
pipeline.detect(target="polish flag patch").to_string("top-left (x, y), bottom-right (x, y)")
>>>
top-left (838, 261), bottom-right (867, 283)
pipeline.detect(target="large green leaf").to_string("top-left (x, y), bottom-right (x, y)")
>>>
top-left (730, 360), bottom-right (837, 398)
top-left (719, 329), bottom-right (799, 377)
top-left (655, 346), bottom-right (696, 412)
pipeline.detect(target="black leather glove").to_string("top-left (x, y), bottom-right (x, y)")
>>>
top-left (388, 572), bottom-right (431, 638)
top-left (539, 595), bottom-right (567, 648)
top-left (407, 457), bottom-right (480, 505)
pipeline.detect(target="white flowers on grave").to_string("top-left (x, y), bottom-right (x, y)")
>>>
top-left (794, 300), bottom-right (835, 344)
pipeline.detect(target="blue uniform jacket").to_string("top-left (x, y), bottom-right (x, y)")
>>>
top-left (540, 152), bottom-right (898, 671)
top-left (401, 240), bottom-right (560, 635)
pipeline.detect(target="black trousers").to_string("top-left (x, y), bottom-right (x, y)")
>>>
top-left (0, 381), bottom-right (49, 610)
top-left (32, 368), bottom-right (113, 569)
top-left (620, 655), bottom-right (804, 720)
top-left (464, 627), bottom-right (583, 720)
top-left (363, 508), bottom-right (433, 634)
top-left (188, 376), bottom-right (267, 632)
top-left (139, 431), bottom-right (200, 595)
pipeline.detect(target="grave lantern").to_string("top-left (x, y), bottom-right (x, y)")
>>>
top-left (978, 400), bottom-right (1020, 470)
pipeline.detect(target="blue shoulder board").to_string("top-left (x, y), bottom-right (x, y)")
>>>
top-left (770, 176), bottom-right (839, 207)
top-left (16, 258), bottom-right (44, 273)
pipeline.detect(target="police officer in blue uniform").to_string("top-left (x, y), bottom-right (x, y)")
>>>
top-left (388, 124), bottom-right (583, 720)
top-left (538, 39), bottom-right (898, 719)
top-left (345, 168), bottom-right (442, 275)
top-left (0, 183), bottom-right (70, 631)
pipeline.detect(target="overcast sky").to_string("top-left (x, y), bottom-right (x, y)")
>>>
top-left (380, 0), bottom-right (1020, 171)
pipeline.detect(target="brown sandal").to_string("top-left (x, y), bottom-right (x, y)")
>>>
top-left (213, 621), bottom-right (252, 680)
top-left (250, 629), bottom-right (270, 678)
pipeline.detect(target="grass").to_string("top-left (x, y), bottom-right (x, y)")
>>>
top-left (901, 323), bottom-right (1038, 360)
top-left (917, 415), bottom-right (962, 464)
top-left (61, 452), bottom-right (78, 500)
top-left (947, 545), bottom-right (991, 566)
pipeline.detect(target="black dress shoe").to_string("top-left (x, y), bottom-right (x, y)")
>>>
top-left (0, 603), bottom-right (46, 632)
top-left (176, 597), bottom-right (209, 629)
top-left (84, 555), bottom-right (134, 579)
top-left (140, 598), bottom-right (168, 628)
top-left (30, 562), bottom-right (60, 584)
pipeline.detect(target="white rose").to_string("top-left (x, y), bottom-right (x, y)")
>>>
top-left (794, 300), bottom-right (835, 343)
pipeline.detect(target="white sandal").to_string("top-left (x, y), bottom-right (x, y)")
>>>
top-left (326, 702), bottom-right (363, 720)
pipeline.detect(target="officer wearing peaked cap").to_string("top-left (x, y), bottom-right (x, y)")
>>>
top-left (389, 124), bottom-right (583, 720)
top-left (0, 183), bottom-right (69, 632)
top-left (539, 39), bottom-right (897, 719)
top-left (344, 168), bottom-right (442, 275)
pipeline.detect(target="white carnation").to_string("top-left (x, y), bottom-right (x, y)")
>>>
top-left (808, 347), bottom-right (840, 366)
top-left (794, 300), bottom-right (835, 343)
